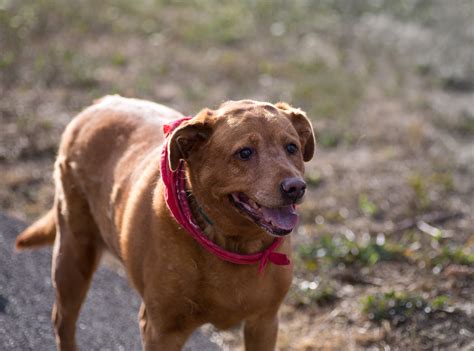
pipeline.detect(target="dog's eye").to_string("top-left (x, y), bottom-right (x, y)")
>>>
top-left (286, 143), bottom-right (298, 155)
top-left (236, 147), bottom-right (253, 160)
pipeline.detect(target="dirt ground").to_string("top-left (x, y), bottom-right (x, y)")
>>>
top-left (1, 1), bottom-right (473, 350)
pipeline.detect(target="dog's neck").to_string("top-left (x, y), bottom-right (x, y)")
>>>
top-left (185, 182), bottom-right (275, 255)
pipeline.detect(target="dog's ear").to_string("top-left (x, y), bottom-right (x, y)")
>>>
top-left (168, 109), bottom-right (215, 171)
top-left (276, 102), bottom-right (315, 162)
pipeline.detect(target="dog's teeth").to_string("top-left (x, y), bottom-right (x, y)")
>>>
top-left (249, 199), bottom-right (257, 208)
top-left (243, 203), bottom-right (254, 212)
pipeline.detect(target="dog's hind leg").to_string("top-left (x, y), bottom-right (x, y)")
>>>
top-left (51, 164), bottom-right (103, 351)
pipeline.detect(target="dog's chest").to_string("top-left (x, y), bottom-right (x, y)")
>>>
top-left (200, 268), bottom-right (290, 329)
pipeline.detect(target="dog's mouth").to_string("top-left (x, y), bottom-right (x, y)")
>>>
top-left (229, 193), bottom-right (299, 236)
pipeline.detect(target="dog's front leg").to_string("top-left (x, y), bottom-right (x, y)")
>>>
top-left (138, 303), bottom-right (194, 351)
top-left (244, 313), bottom-right (279, 351)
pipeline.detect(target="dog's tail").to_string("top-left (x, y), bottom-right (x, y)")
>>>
top-left (15, 209), bottom-right (56, 250)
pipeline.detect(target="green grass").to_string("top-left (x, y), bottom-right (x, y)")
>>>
top-left (407, 171), bottom-right (454, 210)
top-left (0, 0), bottom-right (366, 120)
top-left (287, 60), bottom-right (363, 120)
top-left (175, 2), bottom-right (254, 46)
top-left (397, 229), bottom-right (473, 273)
top-left (361, 291), bottom-right (450, 323)
top-left (430, 246), bottom-right (474, 268)
top-left (289, 278), bottom-right (338, 308)
top-left (297, 234), bottom-right (405, 270)
top-left (358, 194), bottom-right (379, 217)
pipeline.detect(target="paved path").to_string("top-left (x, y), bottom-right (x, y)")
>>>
top-left (0, 213), bottom-right (221, 350)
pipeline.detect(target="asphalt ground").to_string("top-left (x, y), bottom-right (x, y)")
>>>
top-left (0, 213), bottom-right (221, 350)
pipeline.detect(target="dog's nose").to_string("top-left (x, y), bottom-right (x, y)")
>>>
top-left (280, 177), bottom-right (306, 203)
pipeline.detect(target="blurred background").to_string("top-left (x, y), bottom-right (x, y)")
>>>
top-left (1, 0), bottom-right (473, 349)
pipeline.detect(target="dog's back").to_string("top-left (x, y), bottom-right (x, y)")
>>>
top-left (16, 95), bottom-right (183, 255)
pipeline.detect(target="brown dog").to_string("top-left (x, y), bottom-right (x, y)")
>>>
top-left (16, 95), bottom-right (315, 350)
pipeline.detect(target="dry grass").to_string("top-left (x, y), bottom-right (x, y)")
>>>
top-left (1, 1), bottom-right (473, 349)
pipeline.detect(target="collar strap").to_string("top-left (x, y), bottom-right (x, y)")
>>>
top-left (160, 117), bottom-right (290, 273)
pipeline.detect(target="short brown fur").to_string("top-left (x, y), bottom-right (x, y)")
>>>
top-left (16, 96), bottom-right (315, 350)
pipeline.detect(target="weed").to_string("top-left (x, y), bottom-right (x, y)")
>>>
top-left (289, 278), bottom-right (338, 308)
top-left (358, 194), bottom-right (378, 217)
top-left (407, 170), bottom-right (457, 213)
top-left (430, 246), bottom-right (474, 268)
top-left (297, 234), bottom-right (405, 269)
top-left (361, 291), bottom-right (450, 324)
top-left (408, 172), bottom-right (430, 210)
top-left (431, 295), bottom-right (449, 310)
top-left (111, 53), bottom-right (127, 67)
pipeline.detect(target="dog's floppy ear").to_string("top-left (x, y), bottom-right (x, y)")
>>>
top-left (168, 109), bottom-right (215, 171)
top-left (276, 102), bottom-right (315, 162)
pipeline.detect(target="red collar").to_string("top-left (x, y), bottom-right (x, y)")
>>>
top-left (160, 117), bottom-right (290, 273)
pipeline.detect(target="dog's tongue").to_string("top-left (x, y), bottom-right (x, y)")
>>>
top-left (260, 206), bottom-right (299, 231)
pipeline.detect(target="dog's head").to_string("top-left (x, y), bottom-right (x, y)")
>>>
top-left (168, 100), bottom-right (315, 237)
